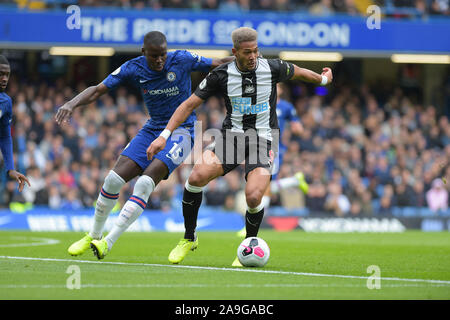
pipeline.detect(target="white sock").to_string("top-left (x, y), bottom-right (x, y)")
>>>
top-left (270, 176), bottom-right (298, 194)
top-left (261, 195), bottom-right (271, 209)
top-left (89, 170), bottom-right (125, 239)
top-left (105, 175), bottom-right (155, 249)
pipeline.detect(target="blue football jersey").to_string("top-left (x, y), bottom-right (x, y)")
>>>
top-left (0, 92), bottom-right (14, 171)
top-left (276, 98), bottom-right (300, 140)
top-left (103, 50), bottom-right (212, 129)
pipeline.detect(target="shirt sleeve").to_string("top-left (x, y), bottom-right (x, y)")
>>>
top-left (194, 70), bottom-right (220, 101)
top-left (268, 59), bottom-right (295, 83)
top-left (102, 61), bottom-right (133, 90)
top-left (182, 50), bottom-right (213, 73)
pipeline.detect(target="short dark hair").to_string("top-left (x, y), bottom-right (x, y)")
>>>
top-left (0, 55), bottom-right (9, 66)
top-left (143, 31), bottom-right (167, 47)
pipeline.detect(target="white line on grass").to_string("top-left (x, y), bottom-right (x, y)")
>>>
top-left (1, 255), bottom-right (449, 286)
top-left (1, 283), bottom-right (446, 289)
top-left (0, 237), bottom-right (60, 248)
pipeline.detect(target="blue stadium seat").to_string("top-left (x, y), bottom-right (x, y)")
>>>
top-left (402, 207), bottom-right (419, 217)
top-left (290, 208), bottom-right (310, 216)
top-left (371, 200), bottom-right (380, 214)
top-left (392, 207), bottom-right (403, 217)
top-left (418, 207), bottom-right (435, 217)
top-left (438, 209), bottom-right (450, 217)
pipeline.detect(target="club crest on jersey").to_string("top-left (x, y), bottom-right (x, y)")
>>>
top-left (167, 72), bottom-right (176, 82)
top-left (244, 85), bottom-right (255, 94)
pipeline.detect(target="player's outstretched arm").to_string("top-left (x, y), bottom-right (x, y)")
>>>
top-left (146, 94), bottom-right (204, 160)
top-left (291, 65), bottom-right (333, 86)
top-left (55, 83), bottom-right (109, 125)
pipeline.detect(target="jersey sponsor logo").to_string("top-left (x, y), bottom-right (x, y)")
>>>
top-left (140, 79), bottom-right (150, 83)
top-left (231, 97), bottom-right (269, 115)
top-left (166, 72), bottom-right (176, 82)
top-left (143, 86), bottom-right (180, 97)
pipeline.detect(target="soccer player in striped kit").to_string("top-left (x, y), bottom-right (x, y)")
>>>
top-left (147, 27), bottom-right (333, 266)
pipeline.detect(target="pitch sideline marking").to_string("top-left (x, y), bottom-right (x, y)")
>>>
top-left (0, 237), bottom-right (60, 248)
top-left (1, 283), bottom-right (445, 289)
top-left (1, 255), bottom-right (450, 286)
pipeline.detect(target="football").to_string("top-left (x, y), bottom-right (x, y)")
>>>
top-left (237, 237), bottom-right (270, 267)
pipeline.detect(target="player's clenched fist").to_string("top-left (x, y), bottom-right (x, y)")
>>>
top-left (147, 136), bottom-right (167, 160)
top-left (321, 67), bottom-right (333, 84)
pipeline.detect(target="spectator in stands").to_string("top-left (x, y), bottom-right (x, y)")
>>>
top-left (379, 184), bottom-right (394, 215)
top-left (394, 182), bottom-right (416, 207)
top-left (309, 0), bottom-right (334, 15)
top-left (426, 178), bottom-right (449, 213)
top-left (202, 0), bottom-right (219, 9)
top-left (305, 181), bottom-right (327, 213)
top-left (324, 181), bottom-right (351, 216)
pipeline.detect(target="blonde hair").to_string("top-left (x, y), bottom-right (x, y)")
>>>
top-left (231, 27), bottom-right (258, 50)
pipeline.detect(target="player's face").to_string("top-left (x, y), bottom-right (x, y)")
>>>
top-left (142, 43), bottom-right (168, 72)
top-left (233, 41), bottom-right (259, 72)
top-left (0, 64), bottom-right (10, 92)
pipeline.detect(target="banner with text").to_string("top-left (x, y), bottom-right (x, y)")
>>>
top-left (1, 8), bottom-right (449, 54)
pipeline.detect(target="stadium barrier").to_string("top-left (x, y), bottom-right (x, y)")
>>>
top-left (1, 206), bottom-right (449, 232)
top-left (0, 206), bottom-right (243, 232)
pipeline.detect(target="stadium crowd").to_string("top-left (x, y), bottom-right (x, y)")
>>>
top-left (0, 57), bottom-right (449, 217)
top-left (7, 0), bottom-right (450, 16)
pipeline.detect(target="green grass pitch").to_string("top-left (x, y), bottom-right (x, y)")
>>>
top-left (0, 230), bottom-right (449, 300)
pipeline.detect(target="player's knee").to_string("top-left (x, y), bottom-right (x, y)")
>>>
top-left (133, 175), bottom-right (156, 201)
top-left (188, 170), bottom-right (209, 187)
top-left (104, 170), bottom-right (126, 193)
top-left (246, 189), bottom-right (263, 209)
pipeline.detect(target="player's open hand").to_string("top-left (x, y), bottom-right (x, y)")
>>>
top-left (147, 137), bottom-right (167, 160)
top-left (55, 103), bottom-right (74, 125)
top-left (321, 67), bottom-right (333, 84)
top-left (8, 170), bottom-right (31, 192)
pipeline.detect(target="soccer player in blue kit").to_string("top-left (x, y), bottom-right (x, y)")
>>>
top-left (56, 31), bottom-right (233, 259)
top-left (0, 55), bottom-right (30, 193)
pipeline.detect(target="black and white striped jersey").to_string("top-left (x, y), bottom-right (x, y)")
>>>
top-left (194, 57), bottom-right (295, 141)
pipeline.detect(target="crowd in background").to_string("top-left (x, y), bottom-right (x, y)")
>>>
top-left (6, 0), bottom-right (449, 16)
top-left (1, 57), bottom-right (449, 217)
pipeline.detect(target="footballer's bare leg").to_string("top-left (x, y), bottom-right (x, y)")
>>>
top-left (168, 150), bottom-right (224, 264)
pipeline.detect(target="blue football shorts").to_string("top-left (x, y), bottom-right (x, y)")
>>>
top-left (121, 125), bottom-right (194, 179)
